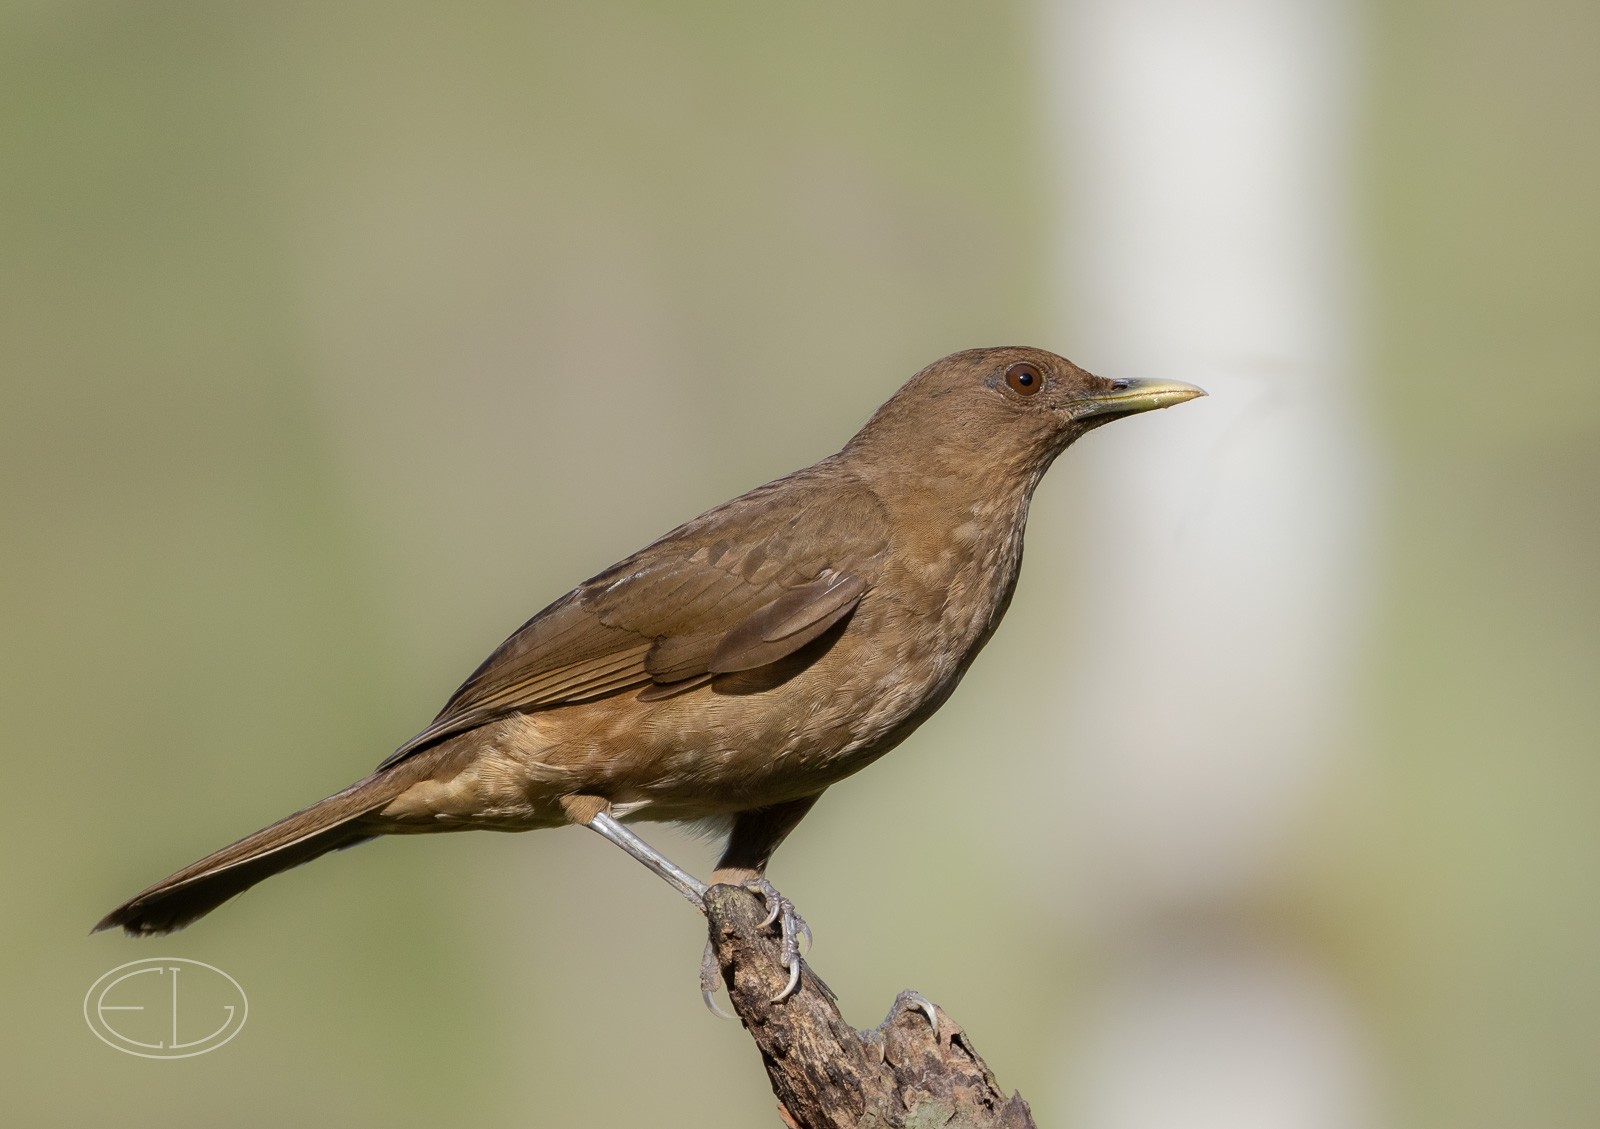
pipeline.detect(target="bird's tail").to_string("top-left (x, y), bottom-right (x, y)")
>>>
top-left (93, 769), bottom-right (413, 937)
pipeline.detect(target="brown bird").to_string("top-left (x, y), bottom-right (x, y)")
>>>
top-left (95, 347), bottom-right (1203, 1003)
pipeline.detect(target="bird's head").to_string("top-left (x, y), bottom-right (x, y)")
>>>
top-left (845, 346), bottom-right (1206, 485)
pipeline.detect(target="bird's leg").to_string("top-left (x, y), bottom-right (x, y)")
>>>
top-left (560, 795), bottom-right (707, 909)
top-left (560, 796), bottom-right (734, 1016)
top-left (560, 793), bottom-right (821, 1014)
top-left (708, 796), bottom-right (822, 1003)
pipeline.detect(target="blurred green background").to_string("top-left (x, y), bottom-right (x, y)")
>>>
top-left (2, 1), bottom-right (1596, 1126)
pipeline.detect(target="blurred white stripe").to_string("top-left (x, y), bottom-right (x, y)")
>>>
top-left (1039, 0), bottom-right (1381, 1125)
top-left (1074, 937), bottom-right (1378, 1129)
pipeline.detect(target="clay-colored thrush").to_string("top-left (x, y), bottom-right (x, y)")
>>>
top-left (96, 347), bottom-right (1203, 998)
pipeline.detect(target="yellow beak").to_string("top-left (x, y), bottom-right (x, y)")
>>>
top-left (1074, 378), bottom-right (1207, 420)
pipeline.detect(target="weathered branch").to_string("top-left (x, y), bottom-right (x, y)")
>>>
top-left (704, 885), bottom-right (1036, 1129)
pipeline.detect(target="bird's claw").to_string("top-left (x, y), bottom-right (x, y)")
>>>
top-left (742, 877), bottom-right (809, 1002)
top-left (796, 915), bottom-right (813, 957)
top-left (700, 940), bottom-right (736, 1020)
top-left (905, 991), bottom-right (941, 1041)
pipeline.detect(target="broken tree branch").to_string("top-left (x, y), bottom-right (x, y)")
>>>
top-left (703, 885), bottom-right (1037, 1129)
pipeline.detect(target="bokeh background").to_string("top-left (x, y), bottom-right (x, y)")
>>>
top-left (4, 1), bottom-right (1597, 1126)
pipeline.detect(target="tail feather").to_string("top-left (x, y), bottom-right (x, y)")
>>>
top-left (94, 770), bottom-right (408, 936)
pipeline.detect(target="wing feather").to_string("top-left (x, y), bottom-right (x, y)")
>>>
top-left (708, 573), bottom-right (867, 673)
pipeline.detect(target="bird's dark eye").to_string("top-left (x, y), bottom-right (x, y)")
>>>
top-left (1005, 362), bottom-right (1043, 397)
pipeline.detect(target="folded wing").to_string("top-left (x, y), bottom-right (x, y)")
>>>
top-left (378, 471), bottom-right (888, 769)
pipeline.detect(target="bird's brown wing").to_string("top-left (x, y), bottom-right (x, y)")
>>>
top-left (377, 470), bottom-right (888, 769)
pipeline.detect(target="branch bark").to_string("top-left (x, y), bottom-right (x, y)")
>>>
top-left (704, 885), bottom-right (1037, 1129)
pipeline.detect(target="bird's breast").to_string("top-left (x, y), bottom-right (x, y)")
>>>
top-left (834, 503), bottom-right (1029, 750)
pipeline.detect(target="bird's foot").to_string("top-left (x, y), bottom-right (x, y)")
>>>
top-left (742, 876), bottom-right (811, 1001)
top-left (698, 877), bottom-right (813, 1015)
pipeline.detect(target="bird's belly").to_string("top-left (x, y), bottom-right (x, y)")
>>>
top-left (411, 577), bottom-right (1004, 827)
